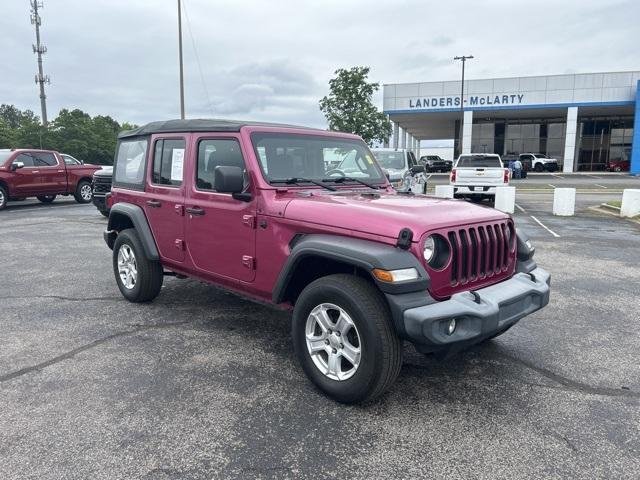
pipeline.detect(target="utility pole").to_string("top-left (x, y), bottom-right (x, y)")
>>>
top-left (177, 0), bottom-right (185, 119)
top-left (31, 0), bottom-right (50, 126)
top-left (454, 55), bottom-right (473, 156)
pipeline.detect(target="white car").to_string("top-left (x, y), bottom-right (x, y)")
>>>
top-left (450, 153), bottom-right (509, 202)
top-left (520, 153), bottom-right (559, 172)
top-left (370, 148), bottom-right (418, 188)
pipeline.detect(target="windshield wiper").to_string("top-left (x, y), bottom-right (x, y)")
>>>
top-left (323, 176), bottom-right (381, 189)
top-left (270, 177), bottom-right (337, 191)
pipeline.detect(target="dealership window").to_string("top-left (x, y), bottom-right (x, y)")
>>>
top-left (577, 117), bottom-right (634, 171)
top-left (471, 122), bottom-right (495, 153)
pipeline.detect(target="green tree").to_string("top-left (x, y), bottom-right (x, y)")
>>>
top-left (319, 66), bottom-right (391, 145)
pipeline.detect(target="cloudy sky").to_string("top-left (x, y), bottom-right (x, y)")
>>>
top-left (1, 0), bottom-right (639, 128)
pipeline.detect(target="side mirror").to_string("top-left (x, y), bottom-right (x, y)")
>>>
top-left (11, 161), bottom-right (25, 171)
top-left (215, 166), bottom-right (251, 202)
top-left (411, 165), bottom-right (425, 174)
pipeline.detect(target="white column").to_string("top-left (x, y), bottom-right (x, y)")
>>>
top-left (563, 107), bottom-right (578, 173)
top-left (401, 129), bottom-right (407, 149)
top-left (393, 122), bottom-right (399, 149)
top-left (409, 135), bottom-right (414, 152)
top-left (462, 110), bottom-right (473, 154)
top-left (416, 139), bottom-right (421, 159)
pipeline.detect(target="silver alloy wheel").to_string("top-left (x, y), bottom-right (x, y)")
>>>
top-left (305, 303), bottom-right (362, 381)
top-left (81, 184), bottom-right (93, 201)
top-left (0, 189), bottom-right (5, 208)
top-left (117, 244), bottom-right (138, 290)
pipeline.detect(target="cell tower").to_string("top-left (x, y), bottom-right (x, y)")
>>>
top-left (31, 0), bottom-right (50, 126)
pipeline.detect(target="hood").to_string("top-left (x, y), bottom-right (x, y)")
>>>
top-left (283, 190), bottom-right (509, 240)
top-left (94, 166), bottom-right (113, 176)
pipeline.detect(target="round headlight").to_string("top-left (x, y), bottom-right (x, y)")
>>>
top-left (423, 235), bottom-right (435, 262)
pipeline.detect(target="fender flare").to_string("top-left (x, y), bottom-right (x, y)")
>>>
top-left (106, 202), bottom-right (159, 261)
top-left (272, 234), bottom-right (430, 303)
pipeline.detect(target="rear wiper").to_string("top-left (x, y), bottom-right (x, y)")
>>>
top-left (323, 176), bottom-right (380, 189)
top-left (270, 177), bottom-right (337, 191)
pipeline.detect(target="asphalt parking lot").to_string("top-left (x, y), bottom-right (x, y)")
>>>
top-left (1, 195), bottom-right (639, 479)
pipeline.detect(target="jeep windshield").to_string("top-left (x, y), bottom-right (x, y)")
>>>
top-left (456, 155), bottom-right (502, 168)
top-left (252, 133), bottom-right (386, 186)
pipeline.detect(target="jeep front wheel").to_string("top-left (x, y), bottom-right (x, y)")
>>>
top-left (112, 229), bottom-right (163, 302)
top-left (292, 274), bottom-right (403, 403)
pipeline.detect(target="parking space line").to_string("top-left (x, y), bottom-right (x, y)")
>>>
top-left (515, 203), bottom-right (527, 213)
top-left (547, 184), bottom-right (556, 188)
top-left (550, 173), bottom-right (564, 179)
top-left (530, 215), bottom-right (561, 238)
top-left (594, 184), bottom-right (608, 189)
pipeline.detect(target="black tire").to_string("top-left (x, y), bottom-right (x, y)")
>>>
top-left (98, 209), bottom-right (110, 218)
top-left (74, 180), bottom-right (93, 203)
top-left (534, 163), bottom-right (544, 172)
top-left (112, 229), bottom-right (163, 302)
top-left (292, 274), bottom-right (403, 404)
top-left (37, 195), bottom-right (57, 204)
top-left (0, 185), bottom-right (7, 211)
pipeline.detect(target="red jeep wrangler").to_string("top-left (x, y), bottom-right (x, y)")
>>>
top-left (0, 149), bottom-right (101, 210)
top-left (104, 120), bottom-right (550, 403)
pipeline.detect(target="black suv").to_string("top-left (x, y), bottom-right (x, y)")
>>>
top-left (420, 155), bottom-right (451, 172)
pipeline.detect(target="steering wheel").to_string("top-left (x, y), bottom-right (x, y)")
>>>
top-left (325, 169), bottom-right (346, 177)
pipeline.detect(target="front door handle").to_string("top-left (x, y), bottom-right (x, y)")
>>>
top-left (186, 207), bottom-right (205, 216)
top-left (146, 200), bottom-right (161, 208)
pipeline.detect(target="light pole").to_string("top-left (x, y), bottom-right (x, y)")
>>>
top-left (454, 55), bottom-right (473, 155)
top-left (177, 0), bottom-right (185, 119)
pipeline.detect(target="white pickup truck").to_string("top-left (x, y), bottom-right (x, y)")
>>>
top-left (450, 153), bottom-right (509, 203)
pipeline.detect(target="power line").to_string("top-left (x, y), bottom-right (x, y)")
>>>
top-left (181, 0), bottom-right (215, 117)
top-left (30, 0), bottom-right (50, 126)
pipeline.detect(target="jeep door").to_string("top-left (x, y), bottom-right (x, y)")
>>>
top-left (143, 135), bottom-right (187, 263)
top-left (185, 135), bottom-right (256, 283)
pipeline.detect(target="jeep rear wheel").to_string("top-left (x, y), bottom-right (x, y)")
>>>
top-left (112, 229), bottom-right (163, 302)
top-left (37, 195), bottom-right (57, 204)
top-left (74, 180), bottom-right (93, 203)
top-left (292, 274), bottom-right (403, 403)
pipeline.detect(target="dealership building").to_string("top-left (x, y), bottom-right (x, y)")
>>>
top-left (383, 71), bottom-right (640, 173)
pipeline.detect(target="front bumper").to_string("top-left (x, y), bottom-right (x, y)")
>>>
top-left (93, 194), bottom-right (107, 210)
top-left (402, 267), bottom-right (550, 353)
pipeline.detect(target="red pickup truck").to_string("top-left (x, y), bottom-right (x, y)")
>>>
top-left (0, 149), bottom-right (101, 210)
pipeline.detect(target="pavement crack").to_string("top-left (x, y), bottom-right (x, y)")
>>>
top-left (499, 352), bottom-right (640, 399)
top-left (0, 321), bottom-right (190, 384)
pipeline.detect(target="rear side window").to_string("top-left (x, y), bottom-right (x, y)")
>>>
top-left (196, 139), bottom-right (245, 191)
top-left (152, 139), bottom-right (186, 187)
top-left (113, 139), bottom-right (148, 189)
top-left (34, 152), bottom-right (58, 166)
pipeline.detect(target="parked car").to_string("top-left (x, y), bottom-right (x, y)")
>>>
top-left (607, 159), bottom-right (630, 172)
top-left (519, 153), bottom-right (558, 172)
top-left (370, 148), bottom-right (418, 188)
top-left (420, 155), bottom-right (451, 172)
top-left (92, 166), bottom-right (113, 217)
top-left (0, 148), bottom-right (101, 210)
top-left (103, 119), bottom-right (550, 403)
top-left (450, 153), bottom-right (510, 202)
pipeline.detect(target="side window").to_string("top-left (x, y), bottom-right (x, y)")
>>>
top-left (34, 152), bottom-right (58, 166)
top-left (62, 155), bottom-right (80, 165)
top-left (196, 139), bottom-right (245, 191)
top-left (14, 153), bottom-right (36, 167)
top-left (152, 138), bottom-right (186, 187)
top-left (113, 138), bottom-right (148, 188)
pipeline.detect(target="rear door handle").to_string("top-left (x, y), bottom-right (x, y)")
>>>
top-left (186, 207), bottom-right (205, 216)
top-left (32, 170), bottom-right (40, 174)
top-left (146, 200), bottom-right (161, 208)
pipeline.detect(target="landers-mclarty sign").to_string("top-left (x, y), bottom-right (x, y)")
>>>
top-left (408, 94), bottom-right (525, 109)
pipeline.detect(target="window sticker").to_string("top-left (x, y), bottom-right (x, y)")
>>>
top-left (365, 154), bottom-right (374, 165)
top-left (170, 148), bottom-right (185, 181)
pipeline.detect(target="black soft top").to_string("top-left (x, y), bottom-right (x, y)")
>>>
top-left (118, 118), bottom-right (313, 139)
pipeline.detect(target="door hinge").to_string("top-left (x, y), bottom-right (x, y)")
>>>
top-left (242, 215), bottom-right (256, 229)
top-left (242, 255), bottom-right (255, 270)
top-left (175, 204), bottom-right (185, 216)
top-left (174, 239), bottom-right (185, 250)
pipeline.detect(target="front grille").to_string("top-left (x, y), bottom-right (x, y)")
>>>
top-left (92, 176), bottom-right (112, 194)
top-left (447, 222), bottom-right (513, 286)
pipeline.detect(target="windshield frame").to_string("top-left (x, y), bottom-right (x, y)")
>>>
top-left (250, 132), bottom-right (388, 188)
